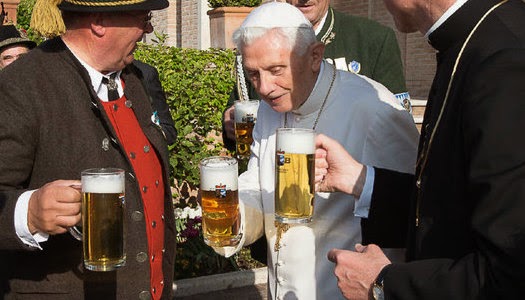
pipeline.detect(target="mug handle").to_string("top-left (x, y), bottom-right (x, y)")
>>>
top-left (68, 226), bottom-right (82, 241)
top-left (68, 183), bottom-right (83, 241)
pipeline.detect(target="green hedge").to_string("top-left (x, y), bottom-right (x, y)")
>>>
top-left (135, 39), bottom-right (236, 206)
top-left (208, 0), bottom-right (261, 8)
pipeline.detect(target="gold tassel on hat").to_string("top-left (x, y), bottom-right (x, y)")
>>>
top-left (30, 0), bottom-right (66, 38)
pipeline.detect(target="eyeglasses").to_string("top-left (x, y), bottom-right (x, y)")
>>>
top-left (120, 11), bottom-right (153, 30)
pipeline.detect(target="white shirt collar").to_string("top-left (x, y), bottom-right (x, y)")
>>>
top-left (62, 38), bottom-right (122, 101)
top-left (315, 10), bottom-right (329, 36)
top-left (425, 0), bottom-right (468, 39)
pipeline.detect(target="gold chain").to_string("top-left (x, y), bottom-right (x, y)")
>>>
top-left (284, 62), bottom-right (337, 130)
top-left (415, 0), bottom-right (508, 226)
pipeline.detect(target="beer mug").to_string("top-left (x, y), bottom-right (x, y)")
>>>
top-left (199, 156), bottom-right (242, 247)
top-left (70, 168), bottom-right (126, 271)
top-left (234, 100), bottom-right (259, 160)
top-left (275, 128), bottom-right (316, 223)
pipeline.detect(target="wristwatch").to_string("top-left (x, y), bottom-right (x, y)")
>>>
top-left (372, 266), bottom-right (388, 300)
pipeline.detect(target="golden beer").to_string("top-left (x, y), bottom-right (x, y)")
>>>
top-left (201, 189), bottom-right (240, 246)
top-left (199, 157), bottom-right (241, 247)
top-left (235, 122), bottom-right (255, 159)
top-left (81, 168), bottom-right (126, 271)
top-left (234, 100), bottom-right (259, 160)
top-left (275, 128), bottom-right (315, 223)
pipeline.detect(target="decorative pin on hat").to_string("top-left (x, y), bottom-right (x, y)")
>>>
top-left (0, 25), bottom-right (36, 53)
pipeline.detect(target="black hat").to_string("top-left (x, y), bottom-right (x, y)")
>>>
top-left (30, 0), bottom-right (168, 37)
top-left (58, 0), bottom-right (169, 12)
top-left (0, 25), bottom-right (36, 53)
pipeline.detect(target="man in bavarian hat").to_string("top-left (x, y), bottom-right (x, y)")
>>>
top-left (0, 0), bottom-right (175, 298)
top-left (0, 24), bottom-right (36, 69)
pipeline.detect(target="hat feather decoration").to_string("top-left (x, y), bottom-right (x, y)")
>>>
top-left (30, 0), bottom-right (65, 38)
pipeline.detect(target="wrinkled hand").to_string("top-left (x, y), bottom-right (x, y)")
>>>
top-left (315, 134), bottom-right (366, 197)
top-left (224, 105), bottom-right (236, 141)
top-left (327, 244), bottom-right (391, 300)
top-left (27, 180), bottom-right (82, 235)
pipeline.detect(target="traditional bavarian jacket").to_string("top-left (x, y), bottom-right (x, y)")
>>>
top-left (216, 61), bottom-right (419, 300)
top-left (319, 7), bottom-right (407, 96)
top-left (0, 37), bottom-right (176, 300)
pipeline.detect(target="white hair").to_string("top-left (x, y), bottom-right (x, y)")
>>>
top-left (232, 25), bottom-right (316, 56)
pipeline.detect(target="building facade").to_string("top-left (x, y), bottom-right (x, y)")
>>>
top-left (1, 0), bottom-right (435, 99)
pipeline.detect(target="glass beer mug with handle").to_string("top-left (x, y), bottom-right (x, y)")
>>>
top-left (69, 168), bottom-right (126, 271)
top-left (199, 156), bottom-right (242, 247)
top-left (275, 128), bottom-right (316, 224)
top-left (233, 100), bottom-right (259, 160)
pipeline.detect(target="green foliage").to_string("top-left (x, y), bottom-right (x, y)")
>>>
top-left (208, 0), bottom-right (261, 8)
top-left (134, 41), bottom-right (236, 194)
top-left (16, 0), bottom-right (43, 43)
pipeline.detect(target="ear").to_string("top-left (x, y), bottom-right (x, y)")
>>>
top-left (310, 41), bottom-right (325, 72)
top-left (90, 13), bottom-right (106, 37)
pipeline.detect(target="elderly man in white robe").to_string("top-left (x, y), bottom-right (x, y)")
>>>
top-left (212, 2), bottom-right (419, 299)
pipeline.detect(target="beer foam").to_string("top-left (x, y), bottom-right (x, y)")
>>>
top-left (200, 158), bottom-right (238, 191)
top-left (276, 129), bottom-right (315, 154)
top-left (234, 100), bottom-right (259, 120)
top-left (82, 174), bottom-right (125, 193)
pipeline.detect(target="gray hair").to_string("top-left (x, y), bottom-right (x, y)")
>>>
top-left (232, 25), bottom-right (316, 56)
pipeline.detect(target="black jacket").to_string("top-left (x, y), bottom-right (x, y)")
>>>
top-left (362, 0), bottom-right (525, 298)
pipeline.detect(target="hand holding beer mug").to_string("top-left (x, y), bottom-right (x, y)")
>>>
top-left (199, 157), bottom-right (242, 247)
top-left (234, 100), bottom-right (259, 160)
top-left (275, 128), bottom-right (316, 223)
top-left (71, 168), bottom-right (126, 271)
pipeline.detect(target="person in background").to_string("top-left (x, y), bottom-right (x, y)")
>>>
top-left (315, 0), bottom-right (525, 299)
top-left (212, 3), bottom-right (419, 299)
top-left (0, 24), bottom-right (36, 69)
top-left (132, 59), bottom-right (177, 146)
top-left (0, 0), bottom-right (176, 298)
top-left (225, 0), bottom-right (411, 264)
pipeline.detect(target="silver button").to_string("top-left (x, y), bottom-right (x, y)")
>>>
top-left (125, 100), bottom-right (133, 108)
top-left (130, 152), bottom-right (136, 159)
top-left (155, 180), bottom-right (159, 187)
top-left (142, 186), bottom-right (148, 193)
top-left (144, 145), bottom-right (150, 153)
top-left (161, 215), bottom-right (165, 221)
top-left (132, 211), bottom-right (143, 221)
top-left (138, 290), bottom-right (151, 300)
top-left (152, 287), bottom-right (156, 294)
top-left (162, 248), bottom-right (165, 253)
top-left (151, 254), bottom-right (155, 262)
top-left (136, 252), bottom-right (148, 263)
top-left (113, 104), bottom-right (118, 111)
top-left (102, 138), bottom-right (110, 151)
top-left (152, 221), bottom-right (156, 228)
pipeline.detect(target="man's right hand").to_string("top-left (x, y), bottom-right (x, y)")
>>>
top-left (315, 134), bottom-right (366, 198)
top-left (223, 105), bottom-right (236, 141)
top-left (27, 180), bottom-right (82, 235)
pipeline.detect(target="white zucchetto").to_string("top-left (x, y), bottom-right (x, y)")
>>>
top-left (240, 1), bottom-right (311, 29)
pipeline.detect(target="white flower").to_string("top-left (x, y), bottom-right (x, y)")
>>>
top-left (175, 207), bottom-right (188, 219)
top-left (187, 206), bottom-right (202, 219)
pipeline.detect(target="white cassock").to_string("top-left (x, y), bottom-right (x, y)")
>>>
top-left (215, 60), bottom-right (419, 300)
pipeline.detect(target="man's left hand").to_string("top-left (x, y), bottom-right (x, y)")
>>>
top-left (327, 244), bottom-right (391, 300)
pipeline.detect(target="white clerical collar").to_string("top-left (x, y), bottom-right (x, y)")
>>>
top-left (315, 9), bottom-right (329, 36)
top-left (425, 0), bottom-right (468, 39)
top-left (292, 60), bottom-right (329, 116)
top-left (62, 38), bottom-right (122, 102)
